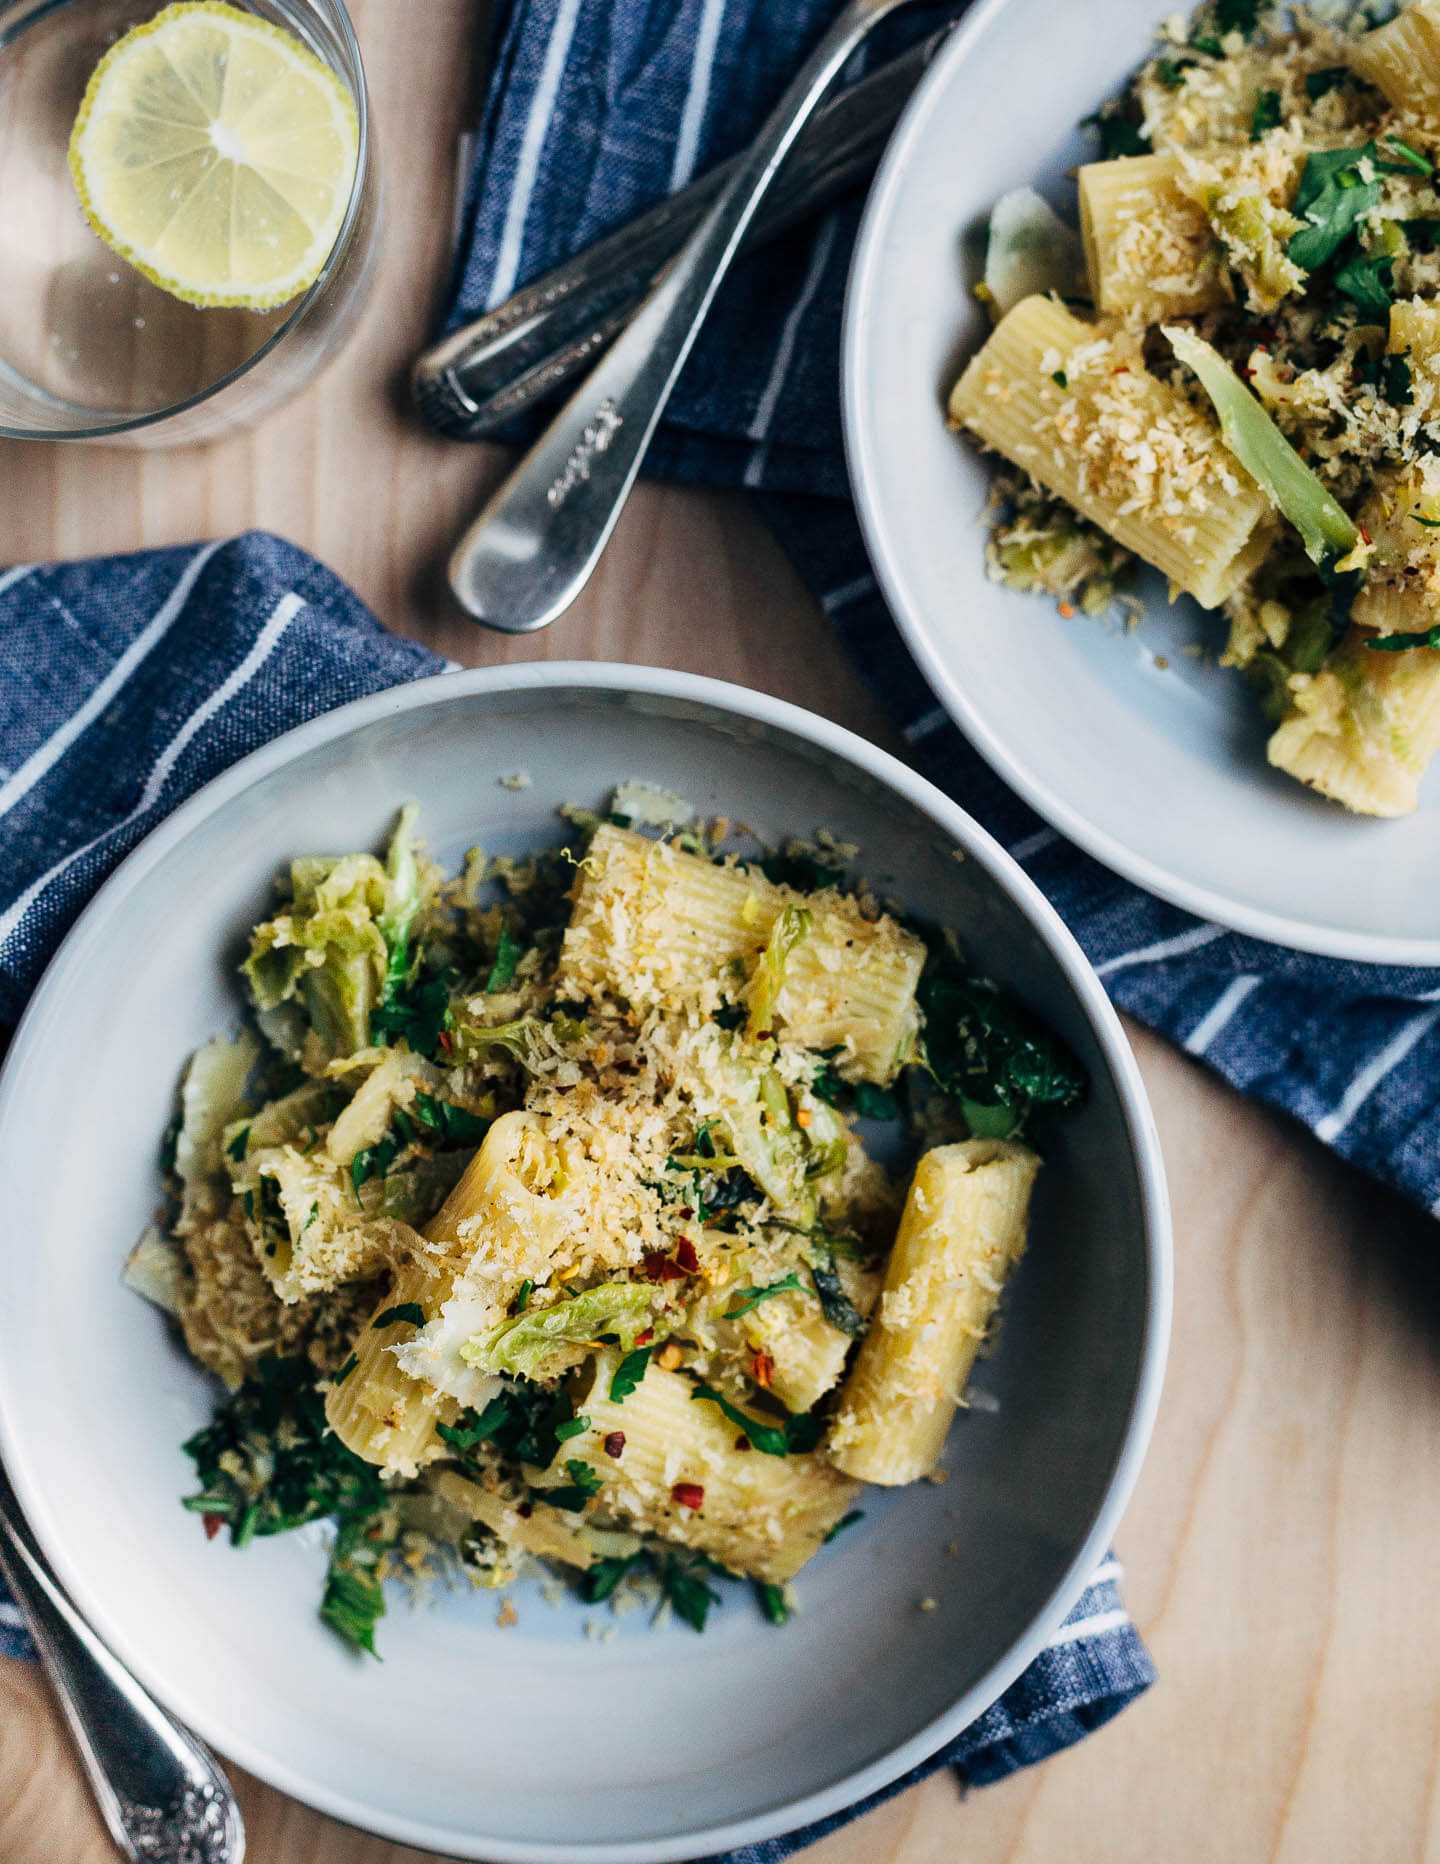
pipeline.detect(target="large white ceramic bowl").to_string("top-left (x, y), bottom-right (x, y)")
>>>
top-left (844, 0), bottom-right (1440, 964)
top-left (0, 665), bottom-right (1168, 1861)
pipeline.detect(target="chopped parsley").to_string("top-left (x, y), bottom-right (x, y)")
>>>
top-left (485, 923), bottom-right (524, 993)
top-left (1367, 624), bottom-right (1440, 651)
top-left (320, 1512), bottom-right (395, 1658)
top-left (1250, 90), bottom-right (1282, 139)
top-left (1287, 146), bottom-right (1381, 276)
top-left (609, 1344), bottom-right (652, 1402)
top-left (809, 1261), bottom-right (864, 1338)
top-left (182, 1358), bottom-right (394, 1656)
top-left (1359, 351), bottom-right (1413, 406)
top-left (334, 1353), bottom-right (359, 1385)
top-left (579, 1551), bottom-right (646, 1603)
top-left (1379, 134), bottom-right (1433, 176)
top-left (539, 1459), bottom-right (604, 1511)
top-left (1333, 250), bottom-right (1394, 318)
top-left (225, 1125), bottom-right (250, 1163)
top-left (553, 1413), bottom-right (591, 1443)
top-left (1051, 369), bottom-right (1068, 388)
top-left (658, 1552), bottom-right (723, 1632)
top-left (1080, 108), bottom-right (1150, 160)
top-left (1154, 56), bottom-right (1187, 87)
top-left (436, 1379), bottom-right (579, 1469)
top-left (371, 968), bottom-right (453, 1058)
top-left (690, 1384), bottom-right (821, 1458)
top-left (351, 1133), bottom-right (399, 1195)
top-left (372, 1302), bottom-right (425, 1330)
top-left (1304, 66), bottom-right (1349, 101)
top-left (410, 1092), bottom-right (489, 1147)
top-left (823, 1509), bottom-right (865, 1544)
top-left (724, 1273), bottom-right (805, 1318)
top-left (756, 1581), bottom-right (790, 1626)
top-left (514, 1278), bottom-right (533, 1314)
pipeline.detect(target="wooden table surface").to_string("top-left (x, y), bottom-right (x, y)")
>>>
top-left (3, 3), bottom-right (1440, 1859)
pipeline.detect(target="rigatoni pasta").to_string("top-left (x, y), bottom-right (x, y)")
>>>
top-left (137, 798), bottom-right (1084, 1652)
top-left (953, 0), bottom-right (1440, 815)
top-left (827, 1141), bottom-right (1040, 1486)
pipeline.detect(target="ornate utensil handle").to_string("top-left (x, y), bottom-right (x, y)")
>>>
top-left (413, 17), bottom-right (958, 441)
top-left (0, 1465), bottom-right (244, 1864)
top-left (448, 0), bottom-right (921, 633)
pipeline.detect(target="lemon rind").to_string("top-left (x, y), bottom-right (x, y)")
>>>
top-left (67, 0), bottom-right (359, 312)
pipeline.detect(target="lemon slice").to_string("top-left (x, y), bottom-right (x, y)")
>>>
top-left (68, 1), bottom-right (359, 310)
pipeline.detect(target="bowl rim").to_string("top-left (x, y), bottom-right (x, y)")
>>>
top-left (0, 660), bottom-right (1171, 1863)
top-left (840, 0), bottom-right (1440, 968)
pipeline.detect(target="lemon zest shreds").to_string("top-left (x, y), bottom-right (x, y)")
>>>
top-left (68, 1), bottom-right (359, 310)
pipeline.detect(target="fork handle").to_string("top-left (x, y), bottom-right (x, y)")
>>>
top-left (447, 0), bottom-right (915, 633)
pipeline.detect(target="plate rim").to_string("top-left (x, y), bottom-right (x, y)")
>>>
top-left (841, 0), bottom-right (1440, 968)
top-left (0, 660), bottom-right (1171, 1863)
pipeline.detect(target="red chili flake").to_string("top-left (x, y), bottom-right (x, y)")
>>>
top-left (672, 1482), bottom-right (705, 1510)
top-left (1360, 525), bottom-right (1373, 545)
top-left (643, 1251), bottom-right (686, 1283)
top-left (635, 1327), bottom-right (655, 1346)
top-left (676, 1206), bottom-right (694, 1220)
top-left (675, 1237), bottom-right (700, 1274)
top-left (516, 1502), bottom-right (533, 1519)
top-left (604, 1431), bottom-right (626, 1459)
top-left (754, 1028), bottom-right (773, 1040)
top-left (438, 1030), bottom-right (453, 1053)
top-left (202, 1513), bottom-right (225, 1541)
top-left (749, 1349), bottom-right (775, 1390)
top-left (733, 1435), bottom-right (752, 1453)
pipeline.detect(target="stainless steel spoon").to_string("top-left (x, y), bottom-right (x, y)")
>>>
top-left (0, 1461), bottom-right (244, 1864)
top-left (448, 0), bottom-right (925, 633)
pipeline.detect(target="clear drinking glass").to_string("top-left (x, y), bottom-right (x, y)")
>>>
top-left (0, 0), bottom-right (377, 444)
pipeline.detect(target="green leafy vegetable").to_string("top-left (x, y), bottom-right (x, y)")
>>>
top-left (372, 1302), bottom-right (425, 1330)
top-left (461, 1283), bottom-right (654, 1379)
top-left (852, 1081), bottom-right (901, 1120)
top-left (1164, 326), bottom-right (1359, 570)
top-left (1332, 250), bottom-right (1394, 317)
top-left (436, 1380), bottom-right (577, 1469)
top-left (1366, 625), bottom-right (1440, 651)
top-left (690, 1384), bottom-right (821, 1457)
top-left (609, 1345), bottom-right (652, 1402)
top-left (183, 1356), bottom-right (390, 1542)
top-left (1251, 90), bottom-right (1282, 138)
top-left (917, 958), bottom-right (1086, 1124)
top-left (823, 1509), bottom-right (865, 1544)
top-left (351, 1133), bottom-right (399, 1195)
top-left (756, 1581), bottom-right (790, 1626)
top-left (579, 1552), bottom-right (646, 1603)
top-left (1379, 134), bottom-right (1433, 176)
top-left (409, 1092), bottom-right (488, 1148)
top-left (225, 1125), bottom-right (250, 1163)
top-left (485, 923), bottom-right (524, 993)
top-left (746, 905), bottom-right (812, 1040)
top-left (1214, 0), bottom-right (1259, 34)
top-left (514, 1278), bottom-right (533, 1314)
top-left (1287, 146), bottom-right (1380, 274)
top-left (724, 1273), bottom-right (806, 1319)
top-left (370, 969), bottom-right (453, 1058)
top-left (538, 1459), bottom-right (605, 1512)
top-left (320, 1512), bottom-right (394, 1657)
top-left (809, 1262), bottom-right (864, 1338)
top-left (1154, 57), bottom-right (1187, 87)
top-left (334, 1353), bottom-right (358, 1385)
top-left (658, 1553), bottom-right (722, 1632)
top-left (1304, 66), bottom-right (1349, 100)
top-left (376, 804), bottom-right (422, 1011)
top-left (1080, 109), bottom-right (1150, 159)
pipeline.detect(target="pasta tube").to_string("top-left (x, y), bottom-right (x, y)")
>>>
top-left (1078, 154), bottom-right (1227, 320)
top-left (949, 295), bottom-right (1273, 608)
top-left (325, 1111), bottom-right (548, 1473)
top-left (562, 1351), bottom-right (860, 1583)
top-left (1267, 625), bottom-right (1440, 816)
top-left (558, 824), bottom-right (925, 1083)
top-left (1349, 3), bottom-right (1440, 116)
top-left (827, 1140), bottom-right (1039, 1486)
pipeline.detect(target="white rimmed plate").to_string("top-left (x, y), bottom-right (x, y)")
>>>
top-left (0, 665), bottom-right (1168, 1861)
top-left (844, 0), bottom-right (1440, 964)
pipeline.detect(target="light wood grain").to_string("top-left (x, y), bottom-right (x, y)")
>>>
top-left (3, 2), bottom-right (1440, 1860)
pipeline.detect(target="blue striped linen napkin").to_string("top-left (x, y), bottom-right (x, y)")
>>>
top-left (450, 0), bottom-right (1440, 1223)
top-left (0, 536), bottom-right (1151, 1828)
